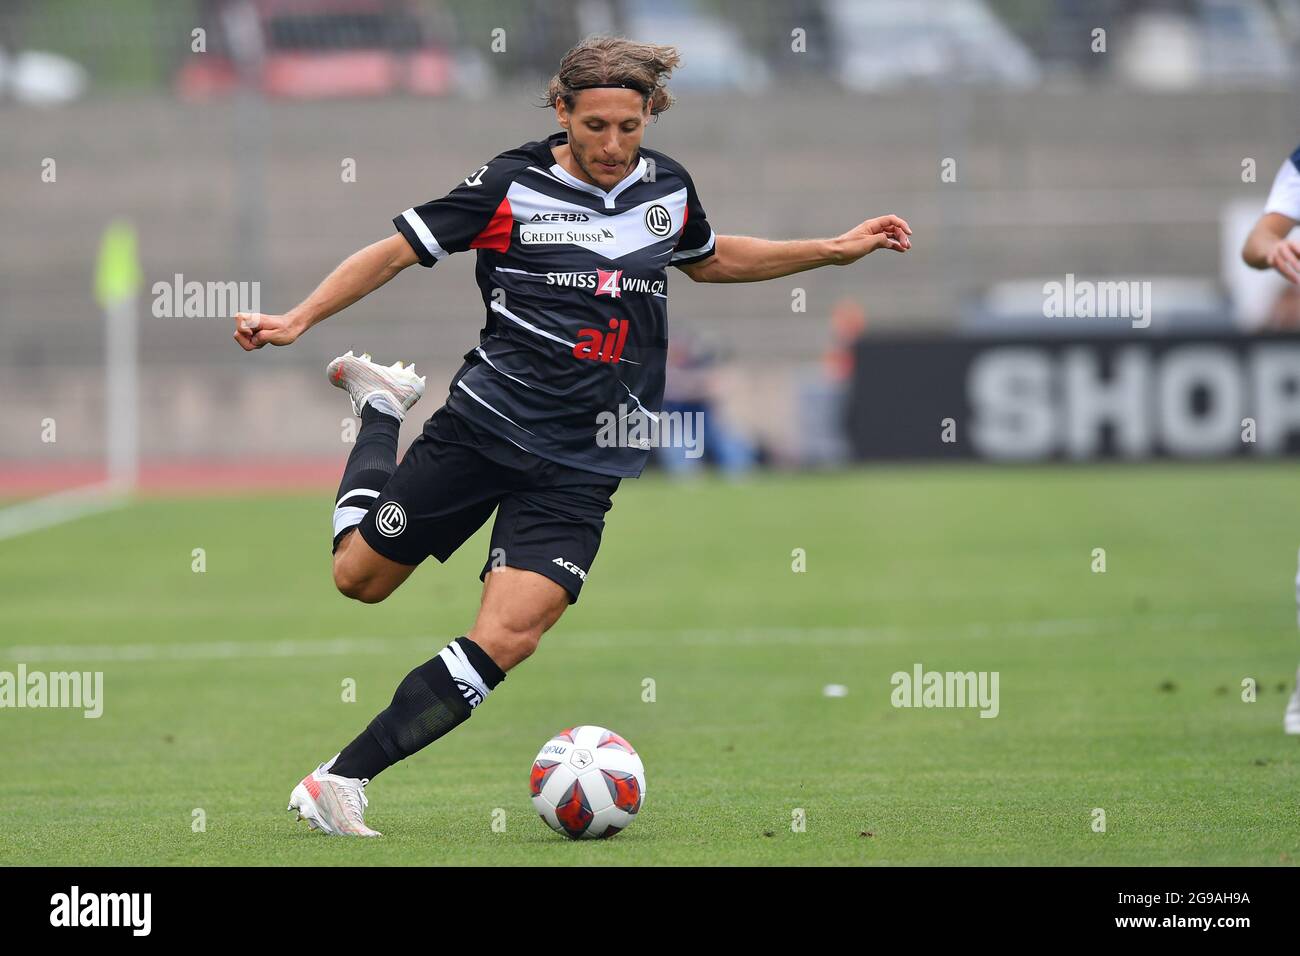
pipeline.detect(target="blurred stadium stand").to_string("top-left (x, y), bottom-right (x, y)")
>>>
top-left (2, 0), bottom-right (1298, 469)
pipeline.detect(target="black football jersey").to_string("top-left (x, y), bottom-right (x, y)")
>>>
top-left (394, 130), bottom-right (716, 477)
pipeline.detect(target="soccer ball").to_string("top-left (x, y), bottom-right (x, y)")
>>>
top-left (529, 725), bottom-right (646, 839)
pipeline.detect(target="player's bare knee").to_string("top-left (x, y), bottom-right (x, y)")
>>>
top-left (333, 561), bottom-right (389, 604)
top-left (509, 625), bottom-right (544, 661)
top-left (504, 621), bottom-right (545, 661)
top-left (332, 560), bottom-right (358, 597)
top-left (474, 620), bottom-right (543, 668)
top-left (357, 581), bottom-right (394, 604)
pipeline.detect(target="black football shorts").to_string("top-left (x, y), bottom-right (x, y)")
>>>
top-left (355, 404), bottom-right (620, 603)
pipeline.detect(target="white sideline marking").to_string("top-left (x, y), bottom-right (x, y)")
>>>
top-left (0, 483), bottom-right (127, 544)
top-left (3, 614), bottom-right (1225, 663)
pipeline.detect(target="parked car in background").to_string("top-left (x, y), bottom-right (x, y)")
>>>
top-left (177, 0), bottom-right (461, 100)
top-left (617, 0), bottom-right (771, 91)
top-left (825, 0), bottom-right (1040, 91)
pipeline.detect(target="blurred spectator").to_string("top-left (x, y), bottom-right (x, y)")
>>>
top-left (822, 297), bottom-right (867, 382)
top-left (657, 332), bottom-right (757, 476)
top-left (797, 298), bottom-right (866, 467)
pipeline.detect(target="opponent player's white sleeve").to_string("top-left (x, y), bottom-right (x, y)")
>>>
top-left (1264, 148), bottom-right (1300, 221)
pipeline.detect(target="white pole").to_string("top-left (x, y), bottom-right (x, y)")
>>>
top-left (104, 294), bottom-right (138, 492)
top-left (94, 220), bottom-right (143, 495)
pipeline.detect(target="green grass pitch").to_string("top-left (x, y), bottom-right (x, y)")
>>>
top-left (1, 463), bottom-right (1299, 865)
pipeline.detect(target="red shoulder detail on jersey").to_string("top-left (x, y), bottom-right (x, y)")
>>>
top-left (471, 197), bottom-right (513, 253)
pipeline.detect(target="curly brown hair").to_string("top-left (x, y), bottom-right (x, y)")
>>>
top-left (543, 36), bottom-right (681, 116)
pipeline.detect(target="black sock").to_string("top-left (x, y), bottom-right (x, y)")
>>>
top-left (331, 637), bottom-right (507, 781)
top-left (332, 403), bottom-right (401, 552)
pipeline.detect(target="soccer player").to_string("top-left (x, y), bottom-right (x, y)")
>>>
top-left (1243, 144), bottom-right (1300, 286)
top-left (1242, 144), bottom-right (1300, 734)
top-left (233, 36), bottom-right (912, 835)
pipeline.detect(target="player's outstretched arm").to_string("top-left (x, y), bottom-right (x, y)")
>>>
top-left (1242, 213), bottom-right (1300, 284)
top-left (677, 214), bottom-right (912, 284)
top-left (234, 233), bottom-right (419, 350)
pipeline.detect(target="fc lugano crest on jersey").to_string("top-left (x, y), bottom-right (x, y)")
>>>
top-left (394, 130), bottom-right (716, 478)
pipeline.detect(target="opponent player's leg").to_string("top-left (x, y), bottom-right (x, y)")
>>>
top-left (326, 350), bottom-right (425, 604)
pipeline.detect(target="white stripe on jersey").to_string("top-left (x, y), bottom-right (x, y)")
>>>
top-left (621, 383), bottom-right (660, 423)
top-left (1265, 153), bottom-right (1300, 221)
top-left (401, 208), bottom-right (449, 260)
top-left (543, 156), bottom-right (649, 209)
top-left (488, 298), bottom-right (640, 366)
top-left (475, 346), bottom-right (535, 389)
top-left (671, 227), bottom-right (716, 262)
top-left (489, 298), bottom-right (575, 348)
top-left (456, 380), bottom-right (535, 434)
top-left (526, 165), bottom-right (569, 187)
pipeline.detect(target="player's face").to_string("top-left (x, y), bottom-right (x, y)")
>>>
top-left (557, 89), bottom-right (650, 189)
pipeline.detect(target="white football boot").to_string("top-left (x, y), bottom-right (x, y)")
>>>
top-left (327, 350), bottom-right (426, 419)
top-left (287, 754), bottom-right (382, 837)
top-left (1286, 667), bottom-right (1300, 735)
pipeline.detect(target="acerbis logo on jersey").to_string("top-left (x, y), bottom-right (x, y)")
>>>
top-left (545, 270), bottom-right (665, 297)
top-left (375, 501), bottom-right (407, 537)
top-left (552, 556), bottom-right (588, 579)
top-left (531, 211), bottom-right (590, 222)
top-left (644, 203), bottom-right (672, 237)
top-left (519, 226), bottom-right (616, 245)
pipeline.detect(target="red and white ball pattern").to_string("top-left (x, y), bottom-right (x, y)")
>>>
top-left (530, 725), bottom-right (646, 839)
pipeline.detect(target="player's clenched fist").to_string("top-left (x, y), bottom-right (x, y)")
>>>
top-left (234, 312), bottom-right (301, 350)
top-left (828, 214), bottom-right (913, 265)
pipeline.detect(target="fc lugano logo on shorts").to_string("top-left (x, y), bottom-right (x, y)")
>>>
top-left (644, 203), bottom-right (672, 237)
top-left (375, 501), bottom-right (407, 537)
